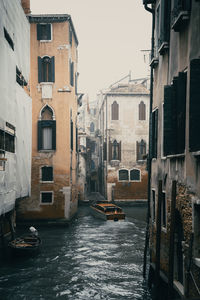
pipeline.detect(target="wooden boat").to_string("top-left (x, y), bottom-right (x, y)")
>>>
top-left (90, 202), bottom-right (125, 221)
top-left (8, 235), bottom-right (41, 256)
top-left (8, 227), bottom-right (41, 256)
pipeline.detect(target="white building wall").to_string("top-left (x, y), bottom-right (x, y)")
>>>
top-left (0, 0), bottom-right (31, 215)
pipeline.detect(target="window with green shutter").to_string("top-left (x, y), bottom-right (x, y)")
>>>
top-left (37, 24), bottom-right (52, 41)
top-left (38, 56), bottom-right (55, 83)
top-left (152, 109), bottom-right (158, 158)
top-left (189, 59), bottom-right (200, 152)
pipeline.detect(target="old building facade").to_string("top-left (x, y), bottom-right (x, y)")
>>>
top-left (17, 13), bottom-right (79, 222)
top-left (97, 78), bottom-right (150, 202)
top-left (0, 0), bottom-right (32, 243)
top-left (143, 0), bottom-right (200, 298)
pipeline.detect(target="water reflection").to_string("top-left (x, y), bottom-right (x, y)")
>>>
top-left (0, 205), bottom-right (152, 300)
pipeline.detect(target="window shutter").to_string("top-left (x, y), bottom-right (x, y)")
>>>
top-left (50, 56), bottom-right (55, 82)
top-left (118, 141), bottom-right (121, 161)
top-left (37, 24), bottom-right (41, 40)
top-left (37, 121), bottom-right (42, 150)
top-left (38, 56), bottom-right (42, 83)
top-left (177, 72), bottom-right (187, 154)
top-left (71, 120), bottom-right (73, 150)
top-left (103, 142), bottom-right (107, 161)
top-left (70, 61), bottom-right (74, 86)
top-left (189, 59), bottom-right (200, 152)
top-left (136, 141), bottom-right (139, 160)
top-left (52, 121), bottom-right (56, 150)
top-left (109, 141), bottom-right (112, 161)
top-left (47, 24), bottom-right (51, 40)
top-left (163, 86), bottom-right (176, 156)
top-left (76, 127), bottom-right (78, 152)
top-left (152, 109), bottom-right (158, 158)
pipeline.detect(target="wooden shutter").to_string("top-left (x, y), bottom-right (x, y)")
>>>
top-left (136, 141), bottom-right (139, 160)
top-left (177, 72), bottom-right (187, 154)
top-left (189, 59), bottom-right (200, 152)
top-left (50, 56), bottom-right (55, 82)
top-left (103, 142), bottom-right (107, 161)
top-left (109, 141), bottom-right (112, 161)
top-left (47, 24), bottom-right (51, 40)
top-left (52, 121), bottom-right (56, 150)
top-left (38, 56), bottom-right (42, 83)
top-left (71, 120), bottom-right (73, 150)
top-left (118, 141), bottom-right (121, 161)
top-left (37, 121), bottom-right (42, 150)
top-left (164, 86), bottom-right (176, 155)
top-left (70, 61), bottom-right (74, 86)
top-left (37, 24), bottom-right (41, 40)
top-left (76, 127), bottom-right (78, 153)
top-left (152, 109), bottom-right (158, 158)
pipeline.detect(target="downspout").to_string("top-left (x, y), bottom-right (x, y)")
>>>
top-left (105, 95), bottom-right (108, 199)
top-left (143, 2), bottom-right (155, 279)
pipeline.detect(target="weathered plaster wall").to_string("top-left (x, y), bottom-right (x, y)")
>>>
top-left (0, 0), bottom-right (31, 216)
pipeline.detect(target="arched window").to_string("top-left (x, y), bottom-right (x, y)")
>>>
top-left (109, 139), bottom-right (121, 161)
top-left (90, 122), bottom-right (95, 132)
top-left (119, 169), bottom-right (129, 181)
top-left (130, 169), bottom-right (140, 181)
top-left (136, 139), bottom-right (146, 161)
top-left (38, 56), bottom-right (55, 83)
top-left (38, 106), bottom-right (56, 151)
top-left (139, 101), bottom-right (146, 120)
top-left (111, 101), bottom-right (119, 120)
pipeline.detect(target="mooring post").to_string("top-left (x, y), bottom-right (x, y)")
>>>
top-left (168, 180), bottom-right (177, 299)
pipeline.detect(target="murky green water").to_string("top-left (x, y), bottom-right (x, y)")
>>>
top-left (0, 205), bottom-right (152, 300)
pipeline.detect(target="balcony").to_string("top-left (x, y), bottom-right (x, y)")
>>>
top-left (171, 3), bottom-right (191, 32)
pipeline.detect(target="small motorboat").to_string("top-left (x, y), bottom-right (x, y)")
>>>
top-left (8, 227), bottom-right (41, 256)
top-left (90, 202), bottom-right (125, 221)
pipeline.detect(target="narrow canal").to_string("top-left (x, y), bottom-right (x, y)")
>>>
top-left (0, 205), bottom-right (152, 300)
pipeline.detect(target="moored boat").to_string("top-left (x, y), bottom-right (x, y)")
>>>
top-left (8, 227), bottom-right (41, 257)
top-left (90, 202), bottom-right (125, 221)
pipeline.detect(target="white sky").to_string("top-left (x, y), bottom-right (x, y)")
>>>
top-left (30, 0), bottom-right (152, 100)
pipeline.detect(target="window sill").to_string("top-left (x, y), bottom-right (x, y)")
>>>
top-left (191, 151), bottom-right (200, 157)
top-left (39, 39), bottom-right (52, 43)
top-left (158, 42), bottom-right (169, 56)
top-left (38, 150), bottom-right (55, 153)
top-left (165, 153), bottom-right (185, 159)
top-left (171, 11), bottom-right (190, 32)
top-left (40, 181), bottom-right (54, 184)
top-left (40, 82), bottom-right (54, 85)
top-left (150, 57), bottom-right (159, 68)
top-left (194, 258), bottom-right (200, 268)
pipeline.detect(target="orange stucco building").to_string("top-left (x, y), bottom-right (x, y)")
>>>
top-left (17, 13), bottom-right (79, 222)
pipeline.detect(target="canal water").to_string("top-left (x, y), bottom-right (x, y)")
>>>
top-left (0, 205), bottom-right (152, 300)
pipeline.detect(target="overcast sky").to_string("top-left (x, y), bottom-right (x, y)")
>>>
top-left (30, 0), bottom-right (152, 100)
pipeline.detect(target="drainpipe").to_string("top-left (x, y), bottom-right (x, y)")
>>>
top-left (143, 2), bottom-right (155, 279)
top-left (105, 95), bottom-right (108, 199)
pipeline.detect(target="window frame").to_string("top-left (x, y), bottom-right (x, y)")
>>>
top-left (38, 120), bottom-right (56, 152)
top-left (161, 191), bottom-right (167, 229)
top-left (130, 168), bottom-right (141, 182)
top-left (37, 23), bottom-right (52, 42)
top-left (111, 101), bottom-right (119, 120)
top-left (139, 101), bottom-right (146, 120)
top-left (118, 169), bottom-right (129, 182)
top-left (38, 56), bottom-right (55, 83)
top-left (40, 191), bottom-right (54, 205)
top-left (40, 166), bottom-right (54, 183)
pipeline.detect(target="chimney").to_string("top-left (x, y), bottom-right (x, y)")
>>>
top-left (21, 0), bottom-right (31, 14)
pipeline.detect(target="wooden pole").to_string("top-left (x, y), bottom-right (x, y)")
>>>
top-left (155, 180), bottom-right (162, 297)
top-left (168, 180), bottom-right (177, 299)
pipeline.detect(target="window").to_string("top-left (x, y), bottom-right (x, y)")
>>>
top-left (4, 27), bottom-right (14, 50)
top-left (109, 140), bottom-right (121, 161)
top-left (16, 67), bottom-right (27, 87)
top-left (38, 56), bottom-right (55, 83)
top-left (194, 204), bottom-right (200, 258)
top-left (91, 160), bottom-right (95, 170)
top-left (152, 109), bottom-right (158, 158)
top-left (111, 101), bottom-right (119, 120)
top-left (130, 169), bottom-right (140, 181)
top-left (40, 192), bottom-right (53, 204)
top-left (189, 59), bottom-right (200, 152)
top-left (152, 190), bottom-right (156, 223)
top-left (137, 139), bottom-right (146, 161)
top-left (119, 169), bottom-right (129, 181)
top-left (90, 122), bottom-right (95, 132)
top-left (139, 101), bottom-right (146, 120)
top-left (0, 124), bottom-right (15, 153)
top-left (103, 142), bottom-right (107, 161)
top-left (69, 26), bottom-right (72, 45)
top-left (171, 0), bottom-right (191, 32)
top-left (90, 141), bottom-right (96, 152)
top-left (41, 166), bottom-right (53, 182)
top-left (37, 24), bottom-right (51, 40)
top-left (70, 60), bottom-right (74, 86)
top-left (163, 72), bottom-right (187, 156)
top-left (161, 192), bottom-right (166, 228)
top-left (38, 106), bottom-right (56, 151)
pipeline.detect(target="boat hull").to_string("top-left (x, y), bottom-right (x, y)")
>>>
top-left (8, 236), bottom-right (41, 257)
top-left (90, 203), bottom-right (125, 221)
